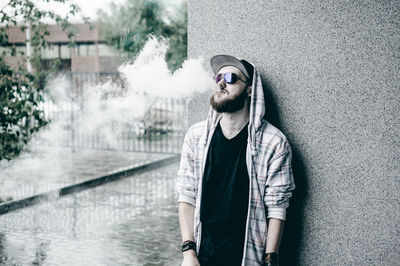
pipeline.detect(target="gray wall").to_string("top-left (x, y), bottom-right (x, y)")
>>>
top-left (188, 0), bottom-right (399, 265)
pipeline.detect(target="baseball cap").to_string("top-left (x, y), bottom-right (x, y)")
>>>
top-left (210, 54), bottom-right (254, 83)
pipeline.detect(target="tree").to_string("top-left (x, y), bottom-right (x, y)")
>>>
top-left (96, 0), bottom-right (187, 71)
top-left (0, 0), bottom-right (87, 160)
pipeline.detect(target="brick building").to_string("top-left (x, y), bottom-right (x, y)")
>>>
top-left (2, 23), bottom-right (125, 72)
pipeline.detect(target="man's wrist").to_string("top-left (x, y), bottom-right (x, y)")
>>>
top-left (182, 249), bottom-right (196, 257)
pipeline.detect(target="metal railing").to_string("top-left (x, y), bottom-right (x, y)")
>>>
top-left (41, 72), bottom-right (188, 154)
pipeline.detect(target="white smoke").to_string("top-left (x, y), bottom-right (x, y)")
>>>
top-left (0, 36), bottom-right (217, 201)
top-left (69, 36), bottom-right (216, 144)
top-left (120, 36), bottom-right (216, 97)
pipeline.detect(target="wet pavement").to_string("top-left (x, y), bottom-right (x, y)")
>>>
top-left (0, 162), bottom-right (182, 266)
top-left (0, 147), bottom-right (170, 202)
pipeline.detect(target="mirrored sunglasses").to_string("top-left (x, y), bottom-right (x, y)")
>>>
top-left (214, 72), bottom-right (249, 85)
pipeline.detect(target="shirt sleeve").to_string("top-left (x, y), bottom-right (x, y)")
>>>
top-left (176, 129), bottom-right (197, 207)
top-left (264, 140), bottom-right (295, 220)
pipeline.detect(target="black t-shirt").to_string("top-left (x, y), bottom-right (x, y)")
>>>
top-left (198, 122), bottom-right (249, 266)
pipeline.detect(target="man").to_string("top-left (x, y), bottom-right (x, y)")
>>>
top-left (177, 55), bottom-right (295, 266)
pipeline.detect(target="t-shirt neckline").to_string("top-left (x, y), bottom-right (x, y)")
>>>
top-left (217, 122), bottom-right (249, 141)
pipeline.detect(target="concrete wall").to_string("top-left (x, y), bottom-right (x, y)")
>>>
top-left (188, 1), bottom-right (399, 265)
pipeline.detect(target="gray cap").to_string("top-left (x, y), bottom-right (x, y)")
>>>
top-left (210, 54), bottom-right (254, 83)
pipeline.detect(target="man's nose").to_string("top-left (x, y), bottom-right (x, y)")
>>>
top-left (218, 79), bottom-right (226, 89)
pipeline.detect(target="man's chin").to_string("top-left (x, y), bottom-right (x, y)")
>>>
top-left (210, 98), bottom-right (231, 113)
top-left (210, 90), bottom-right (248, 113)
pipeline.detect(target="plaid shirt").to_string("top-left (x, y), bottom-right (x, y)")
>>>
top-left (177, 70), bottom-right (295, 265)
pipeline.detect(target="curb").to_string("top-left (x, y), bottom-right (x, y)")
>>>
top-left (0, 155), bottom-right (180, 215)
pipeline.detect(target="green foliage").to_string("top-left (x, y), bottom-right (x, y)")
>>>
top-left (0, 56), bottom-right (44, 160)
top-left (96, 0), bottom-right (187, 71)
top-left (0, 0), bottom-right (87, 160)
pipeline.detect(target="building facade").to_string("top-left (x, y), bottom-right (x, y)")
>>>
top-left (2, 23), bottom-right (125, 72)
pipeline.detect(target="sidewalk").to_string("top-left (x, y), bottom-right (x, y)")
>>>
top-left (0, 146), bottom-right (172, 202)
top-left (0, 161), bottom-right (182, 266)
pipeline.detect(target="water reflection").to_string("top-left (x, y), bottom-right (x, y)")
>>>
top-left (0, 163), bottom-right (181, 265)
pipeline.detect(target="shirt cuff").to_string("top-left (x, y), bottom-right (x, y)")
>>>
top-left (178, 194), bottom-right (196, 207)
top-left (267, 206), bottom-right (287, 221)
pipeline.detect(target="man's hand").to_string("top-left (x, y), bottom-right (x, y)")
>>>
top-left (181, 250), bottom-right (200, 266)
top-left (262, 252), bottom-right (278, 266)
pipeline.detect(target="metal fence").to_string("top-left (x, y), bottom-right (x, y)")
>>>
top-left (41, 72), bottom-right (188, 154)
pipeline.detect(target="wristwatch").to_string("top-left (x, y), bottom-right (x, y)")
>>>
top-left (262, 252), bottom-right (278, 266)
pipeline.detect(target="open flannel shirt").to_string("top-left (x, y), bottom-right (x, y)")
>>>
top-left (177, 70), bottom-right (295, 265)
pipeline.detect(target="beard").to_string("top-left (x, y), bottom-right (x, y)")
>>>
top-left (210, 88), bottom-right (249, 113)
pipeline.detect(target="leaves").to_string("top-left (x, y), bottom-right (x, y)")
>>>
top-left (0, 0), bottom-right (83, 160)
top-left (97, 0), bottom-right (187, 71)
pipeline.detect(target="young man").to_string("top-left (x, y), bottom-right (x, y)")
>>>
top-left (177, 55), bottom-right (295, 266)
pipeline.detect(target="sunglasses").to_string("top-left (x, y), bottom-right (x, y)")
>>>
top-left (214, 72), bottom-right (250, 85)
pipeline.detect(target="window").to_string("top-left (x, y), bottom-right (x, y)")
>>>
top-left (60, 45), bottom-right (71, 59)
top-left (98, 44), bottom-right (119, 56)
top-left (41, 45), bottom-right (58, 59)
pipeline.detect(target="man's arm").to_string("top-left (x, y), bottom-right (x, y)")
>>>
top-left (263, 218), bottom-right (284, 266)
top-left (179, 202), bottom-right (195, 242)
top-left (263, 140), bottom-right (295, 264)
top-left (265, 218), bottom-right (284, 253)
top-left (178, 202), bottom-right (200, 266)
top-left (177, 128), bottom-right (199, 266)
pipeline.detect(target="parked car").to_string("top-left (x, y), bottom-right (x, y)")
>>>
top-left (129, 120), bottom-right (145, 135)
top-left (143, 107), bottom-right (176, 134)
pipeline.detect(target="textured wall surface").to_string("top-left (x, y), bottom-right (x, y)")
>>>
top-left (188, 0), bottom-right (399, 265)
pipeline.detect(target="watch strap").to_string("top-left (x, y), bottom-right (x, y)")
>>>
top-left (181, 240), bottom-right (196, 253)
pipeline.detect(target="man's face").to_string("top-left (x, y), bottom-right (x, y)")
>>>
top-left (210, 66), bottom-right (251, 113)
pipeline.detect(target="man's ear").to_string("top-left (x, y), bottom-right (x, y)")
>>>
top-left (247, 86), bottom-right (252, 96)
